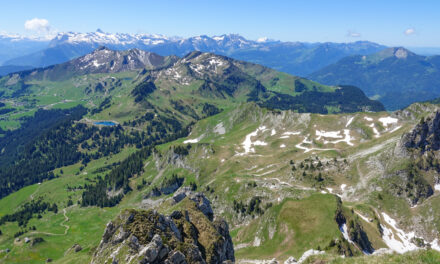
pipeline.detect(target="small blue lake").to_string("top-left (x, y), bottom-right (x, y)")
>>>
top-left (94, 121), bottom-right (117, 126)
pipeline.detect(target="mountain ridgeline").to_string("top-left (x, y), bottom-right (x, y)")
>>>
top-left (1, 47), bottom-right (384, 113)
top-left (309, 47), bottom-right (440, 110)
top-left (0, 47), bottom-right (385, 201)
top-left (0, 47), bottom-right (408, 264)
top-left (0, 31), bottom-right (386, 77)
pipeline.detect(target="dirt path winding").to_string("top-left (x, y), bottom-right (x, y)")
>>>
top-left (28, 207), bottom-right (71, 236)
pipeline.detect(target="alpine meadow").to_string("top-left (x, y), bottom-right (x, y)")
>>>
top-left (1, 1), bottom-right (440, 264)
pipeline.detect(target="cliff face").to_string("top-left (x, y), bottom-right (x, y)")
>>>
top-left (91, 192), bottom-right (234, 264)
top-left (390, 111), bottom-right (440, 206)
top-left (401, 111), bottom-right (440, 152)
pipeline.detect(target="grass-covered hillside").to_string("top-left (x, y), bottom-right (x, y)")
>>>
top-left (0, 48), bottom-right (437, 263)
top-left (0, 48), bottom-right (384, 132)
top-left (1, 100), bottom-right (440, 263)
top-left (309, 47), bottom-right (440, 110)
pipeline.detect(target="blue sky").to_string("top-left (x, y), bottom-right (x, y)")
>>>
top-left (1, 0), bottom-right (439, 47)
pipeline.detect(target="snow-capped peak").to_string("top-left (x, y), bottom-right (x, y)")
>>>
top-left (256, 37), bottom-right (269, 43)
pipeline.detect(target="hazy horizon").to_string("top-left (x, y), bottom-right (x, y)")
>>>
top-left (1, 0), bottom-right (439, 48)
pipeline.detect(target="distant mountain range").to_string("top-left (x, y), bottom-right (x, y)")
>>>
top-left (3, 31), bottom-right (440, 111)
top-left (0, 34), bottom-right (49, 65)
top-left (1, 47), bottom-right (384, 115)
top-left (0, 65), bottom-right (33, 76)
top-left (0, 30), bottom-right (386, 76)
top-left (309, 47), bottom-right (440, 110)
top-left (11, 47), bottom-right (178, 81)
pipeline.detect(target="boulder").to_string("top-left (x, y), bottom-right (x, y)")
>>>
top-left (73, 244), bottom-right (82, 252)
top-left (140, 244), bottom-right (158, 263)
top-left (166, 250), bottom-right (187, 264)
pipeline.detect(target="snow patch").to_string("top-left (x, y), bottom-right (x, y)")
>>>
top-left (317, 129), bottom-right (354, 146)
top-left (346, 116), bottom-right (355, 127)
top-left (183, 134), bottom-right (204, 144)
top-left (435, 184), bottom-right (440, 191)
top-left (271, 129), bottom-right (276, 136)
top-left (379, 117), bottom-right (398, 127)
top-left (380, 212), bottom-right (418, 253)
top-left (208, 57), bottom-right (225, 67)
top-left (297, 249), bottom-right (325, 263)
top-left (430, 239), bottom-right (440, 251)
top-left (280, 144), bottom-right (286, 148)
top-left (369, 123), bottom-right (381, 138)
top-left (296, 136), bottom-right (335, 153)
top-left (340, 223), bottom-right (355, 244)
top-left (316, 130), bottom-right (343, 139)
top-left (364, 116), bottom-right (373, 121)
top-left (237, 126), bottom-right (268, 155)
top-left (282, 131), bottom-right (300, 136)
top-left (340, 184), bottom-right (347, 191)
top-left (92, 60), bottom-right (104, 68)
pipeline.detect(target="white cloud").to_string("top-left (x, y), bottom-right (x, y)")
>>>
top-left (404, 28), bottom-right (416, 36)
top-left (347, 30), bottom-right (361, 38)
top-left (24, 18), bottom-right (50, 32)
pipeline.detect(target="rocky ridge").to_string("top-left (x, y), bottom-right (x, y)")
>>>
top-left (91, 191), bottom-right (234, 264)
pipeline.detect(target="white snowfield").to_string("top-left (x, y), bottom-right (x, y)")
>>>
top-left (208, 57), bottom-right (225, 67)
top-left (282, 131), bottom-right (300, 136)
top-left (340, 223), bottom-right (355, 244)
top-left (369, 123), bottom-right (381, 138)
top-left (316, 129), bottom-right (354, 146)
top-left (380, 212), bottom-right (419, 253)
top-left (316, 130), bottom-right (343, 139)
top-left (183, 134), bottom-right (204, 144)
top-left (295, 136), bottom-right (335, 153)
top-left (379, 117), bottom-right (398, 127)
top-left (364, 116), bottom-right (373, 121)
top-left (237, 126), bottom-right (268, 155)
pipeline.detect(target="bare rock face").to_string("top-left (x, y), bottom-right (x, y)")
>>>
top-left (91, 193), bottom-right (234, 264)
top-left (401, 111), bottom-right (440, 152)
top-left (391, 111), bottom-right (440, 206)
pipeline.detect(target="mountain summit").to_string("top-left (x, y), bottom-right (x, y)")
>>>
top-left (9, 47), bottom-right (177, 81)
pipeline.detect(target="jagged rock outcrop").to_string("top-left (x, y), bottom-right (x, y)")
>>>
top-left (401, 111), bottom-right (440, 152)
top-left (172, 188), bottom-right (214, 221)
top-left (389, 112), bottom-right (440, 206)
top-left (91, 193), bottom-right (234, 264)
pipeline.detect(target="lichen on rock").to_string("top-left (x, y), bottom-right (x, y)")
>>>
top-left (91, 193), bottom-right (234, 264)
